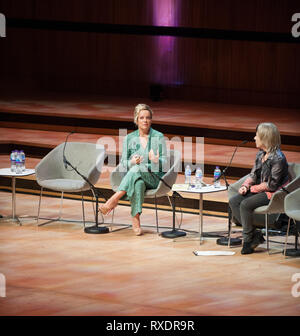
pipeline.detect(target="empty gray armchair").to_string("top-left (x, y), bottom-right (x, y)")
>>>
top-left (110, 149), bottom-right (181, 232)
top-left (284, 188), bottom-right (300, 257)
top-left (35, 142), bottom-right (105, 226)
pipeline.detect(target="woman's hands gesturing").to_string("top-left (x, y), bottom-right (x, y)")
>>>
top-left (148, 149), bottom-right (159, 164)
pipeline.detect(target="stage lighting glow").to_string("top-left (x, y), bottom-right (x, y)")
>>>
top-left (152, 0), bottom-right (181, 86)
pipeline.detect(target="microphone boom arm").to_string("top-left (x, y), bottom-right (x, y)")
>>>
top-left (62, 134), bottom-right (109, 234)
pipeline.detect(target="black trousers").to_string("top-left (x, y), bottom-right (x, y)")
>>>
top-left (229, 192), bottom-right (269, 243)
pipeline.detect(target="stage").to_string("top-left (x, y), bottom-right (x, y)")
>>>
top-left (1, 0), bottom-right (300, 319)
top-left (1, 93), bottom-right (299, 217)
top-left (0, 191), bottom-right (299, 316)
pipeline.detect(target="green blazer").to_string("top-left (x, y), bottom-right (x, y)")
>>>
top-left (120, 127), bottom-right (167, 177)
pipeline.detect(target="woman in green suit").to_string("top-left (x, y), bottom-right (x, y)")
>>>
top-left (100, 104), bottom-right (167, 235)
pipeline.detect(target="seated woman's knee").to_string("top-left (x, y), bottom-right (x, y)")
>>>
top-left (240, 198), bottom-right (254, 212)
top-left (135, 179), bottom-right (146, 192)
top-left (229, 194), bottom-right (242, 208)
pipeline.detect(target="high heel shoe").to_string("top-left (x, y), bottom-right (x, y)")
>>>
top-left (99, 204), bottom-right (113, 215)
top-left (132, 223), bottom-right (143, 236)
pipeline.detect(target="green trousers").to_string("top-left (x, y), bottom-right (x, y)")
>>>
top-left (118, 165), bottom-right (159, 217)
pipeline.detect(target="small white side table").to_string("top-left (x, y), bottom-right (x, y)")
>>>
top-left (0, 168), bottom-right (35, 225)
top-left (172, 183), bottom-right (227, 244)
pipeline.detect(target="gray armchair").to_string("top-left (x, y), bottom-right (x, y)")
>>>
top-left (228, 163), bottom-right (300, 253)
top-left (35, 142), bottom-right (105, 226)
top-left (284, 188), bottom-right (300, 257)
top-left (110, 149), bottom-right (181, 232)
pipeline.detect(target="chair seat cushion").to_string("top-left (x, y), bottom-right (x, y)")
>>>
top-left (38, 179), bottom-right (89, 192)
top-left (254, 205), bottom-right (268, 214)
top-left (144, 189), bottom-right (168, 198)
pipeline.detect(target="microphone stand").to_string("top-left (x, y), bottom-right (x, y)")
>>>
top-left (162, 189), bottom-right (186, 239)
top-left (145, 163), bottom-right (186, 238)
top-left (63, 135), bottom-right (109, 234)
top-left (216, 140), bottom-right (248, 247)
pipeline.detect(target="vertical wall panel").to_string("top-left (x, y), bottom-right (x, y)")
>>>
top-left (0, 0), bottom-right (299, 107)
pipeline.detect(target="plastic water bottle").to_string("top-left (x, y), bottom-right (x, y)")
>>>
top-left (10, 150), bottom-right (16, 172)
top-left (20, 150), bottom-right (26, 172)
top-left (213, 166), bottom-right (221, 188)
top-left (195, 167), bottom-right (203, 189)
top-left (185, 165), bottom-right (192, 185)
top-left (15, 151), bottom-right (22, 174)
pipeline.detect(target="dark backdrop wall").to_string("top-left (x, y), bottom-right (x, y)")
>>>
top-left (0, 0), bottom-right (299, 108)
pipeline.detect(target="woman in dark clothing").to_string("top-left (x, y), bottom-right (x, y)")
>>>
top-left (229, 122), bottom-right (289, 254)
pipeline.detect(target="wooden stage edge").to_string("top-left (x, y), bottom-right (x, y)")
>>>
top-left (0, 93), bottom-right (300, 138)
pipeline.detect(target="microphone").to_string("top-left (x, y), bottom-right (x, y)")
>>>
top-left (281, 186), bottom-right (289, 194)
top-left (63, 131), bottom-right (75, 170)
top-left (214, 140), bottom-right (248, 182)
top-left (63, 156), bottom-right (68, 169)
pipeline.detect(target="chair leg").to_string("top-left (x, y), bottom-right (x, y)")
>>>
top-left (228, 207), bottom-right (232, 248)
top-left (37, 188), bottom-right (63, 226)
top-left (111, 208), bottom-right (115, 229)
top-left (155, 195), bottom-right (159, 233)
top-left (58, 192), bottom-right (64, 220)
top-left (37, 187), bottom-right (43, 224)
top-left (37, 188), bottom-right (90, 227)
top-left (284, 217), bottom-right (291, 258)
top-left (265, 213), bottom-right (269, 254)
top-left (81, 192), bottom-right (85, 228)
top-left (294, 219), bottom-right (299, 250)
top-left (91, 190), bottom-right (96, 218)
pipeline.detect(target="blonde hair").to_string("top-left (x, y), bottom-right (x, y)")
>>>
top-left (134, 104), bottom-right (153, 125)
top-left (256, 122), bottom-right (281, 153)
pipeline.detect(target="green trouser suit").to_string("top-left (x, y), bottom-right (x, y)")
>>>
top-left (118, 128), bottom-right (167, 217)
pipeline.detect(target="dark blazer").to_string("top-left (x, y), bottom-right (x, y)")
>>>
top-left (249, 149), bottom-right (289, 191)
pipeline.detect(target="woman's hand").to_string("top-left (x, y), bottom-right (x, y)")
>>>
top-left (131, 155), bottom-right (143, 165)
top-left (238, 186), bottom-right (248, 195)
top-left (148, 149), bottom-right (159, 164)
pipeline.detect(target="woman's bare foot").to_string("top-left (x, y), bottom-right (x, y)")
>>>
top-left (99, 204), bottom-right (113, 215)
top-left (99, 191), bottom-right (126, 215)
top-left (132, 214), bottom-right (143, 236)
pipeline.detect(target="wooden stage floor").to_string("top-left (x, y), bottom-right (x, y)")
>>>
top-left (0, 191), bottom-right (299, 316)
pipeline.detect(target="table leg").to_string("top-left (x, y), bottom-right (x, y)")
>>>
top-left (12, 176), bottom-right (16, 220)
top-left (199, 193), bottom-right (203, 245)
top-left (9, 176), bottom-right (21, 225)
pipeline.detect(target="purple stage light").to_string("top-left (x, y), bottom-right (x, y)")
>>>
top-left (152, 0), bottom-right (181, 86)
top-left (153, 0), bottom-right (177, 27)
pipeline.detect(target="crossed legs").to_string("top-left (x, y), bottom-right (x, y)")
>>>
top-left (229, 192), bottom-right (269, 253)
top-left (100, 187), bottom-right (144, 236)
top-left (100, 191), bottom-right (126, 215)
